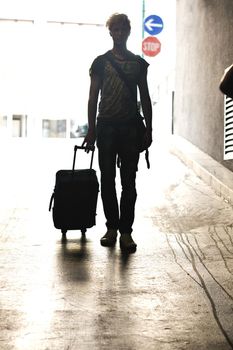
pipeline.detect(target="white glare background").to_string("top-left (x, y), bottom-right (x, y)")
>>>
top-left (0, 0), bottom-right (176, 121)
top-left (0, 0), bottom-right (176, 208)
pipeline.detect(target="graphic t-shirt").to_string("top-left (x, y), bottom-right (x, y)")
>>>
top-left (89, 50), bottom-right (149, 120)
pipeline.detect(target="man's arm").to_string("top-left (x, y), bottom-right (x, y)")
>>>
top-left (219, 64), bottom-right (233, 99)
top-left (82, 73), bottom-right (101, 148)
top-left (138, 70), bottom-right (153, 148)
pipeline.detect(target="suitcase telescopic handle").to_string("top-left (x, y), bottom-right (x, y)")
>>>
top-left (72, 145), bottom-right (95, 170)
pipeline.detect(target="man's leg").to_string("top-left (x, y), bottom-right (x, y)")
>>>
top-left (97, 124), bottom-right (119, 245)
top-left (118, 126), bottom-right (140, 252)
top-left (119, 156), bottom-right (139, 234)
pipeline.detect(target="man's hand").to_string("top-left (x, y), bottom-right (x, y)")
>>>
top-left (142, 128), bottom-right (153, 150)
top-left (82, 128), bottom-right (96, 152)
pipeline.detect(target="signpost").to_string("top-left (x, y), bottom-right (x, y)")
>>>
top-left (142, 36), bottom-right (161, 57)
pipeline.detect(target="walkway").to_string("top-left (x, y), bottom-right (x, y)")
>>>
top-left (0, 139), bottom-right (233, 349)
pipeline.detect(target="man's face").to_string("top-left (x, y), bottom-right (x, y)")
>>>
top-left (110, 22), bottom-right (130, 46)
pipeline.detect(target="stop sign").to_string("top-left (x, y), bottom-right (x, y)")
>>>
top-left (142, 36), bottom-right (161, 57)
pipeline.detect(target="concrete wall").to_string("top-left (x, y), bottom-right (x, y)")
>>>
top-left (174, 0), bottom-right (233, 171)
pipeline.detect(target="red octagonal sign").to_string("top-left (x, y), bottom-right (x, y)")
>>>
top-left (142, 36), bottom-right (161, 57)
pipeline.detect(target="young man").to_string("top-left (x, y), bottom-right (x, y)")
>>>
top-left (83, 13), bottom-right (152, 252)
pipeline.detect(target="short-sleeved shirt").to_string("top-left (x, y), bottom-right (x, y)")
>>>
top-left (89, 50), bottom-right (149, 121)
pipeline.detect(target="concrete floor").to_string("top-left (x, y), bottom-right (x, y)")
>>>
top-left (0, 140), bottom-right (233, 350)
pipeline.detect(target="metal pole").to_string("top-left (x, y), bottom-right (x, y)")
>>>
top-left (142, 0), bottom-right (145, 57)
top-left (142, 0), bottom-right (145, 40)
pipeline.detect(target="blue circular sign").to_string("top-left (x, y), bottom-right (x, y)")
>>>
top-left (144, 15), bottom-right (164, 36)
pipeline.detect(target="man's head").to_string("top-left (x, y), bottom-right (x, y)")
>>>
top-left (106, 13), bottom-right (131, 45)
top-left (106, 13), bottom-right (131, 33)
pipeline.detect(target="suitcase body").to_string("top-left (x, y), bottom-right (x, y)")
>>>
top-left (49, 146), bottom-right (99, 238)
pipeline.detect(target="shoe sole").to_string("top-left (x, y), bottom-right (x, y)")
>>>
top-left (120, 241), bottom-right (137, 253)
top-left (100, 239), bottom-right (117, 247)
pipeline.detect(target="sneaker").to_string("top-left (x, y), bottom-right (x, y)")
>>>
top-left (120, 233), bottom-right (137, 253)
top-left (100, 229), bottom-right (118, 247)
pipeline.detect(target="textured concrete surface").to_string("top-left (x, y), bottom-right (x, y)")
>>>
top-left (0, 139), bottom-right (233, 349)
top-left (170, 135), bottom-right (233, 205)
top-left (175, 0), bottom-right (233, 168)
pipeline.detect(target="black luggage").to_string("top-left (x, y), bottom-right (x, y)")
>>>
top-left (49, 145), bottom-right (99, 240)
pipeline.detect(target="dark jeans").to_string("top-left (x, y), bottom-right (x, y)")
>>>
top-left (97, 119), bottom-right (140, 234)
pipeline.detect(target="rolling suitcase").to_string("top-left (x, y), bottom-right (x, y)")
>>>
top-left (49, 145), bottom-right (99, 240)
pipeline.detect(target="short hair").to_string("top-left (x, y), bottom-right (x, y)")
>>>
top-left (106, 13), bottom-right (131, 32)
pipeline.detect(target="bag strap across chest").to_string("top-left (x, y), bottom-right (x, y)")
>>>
top-left (104, 52), bottom-right (137, 102)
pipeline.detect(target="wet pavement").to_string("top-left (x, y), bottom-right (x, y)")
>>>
top-left (0, 139), bottom-right (233, 350)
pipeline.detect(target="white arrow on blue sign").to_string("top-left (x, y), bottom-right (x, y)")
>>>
top-left (144, 15), bottom-right (163, 36)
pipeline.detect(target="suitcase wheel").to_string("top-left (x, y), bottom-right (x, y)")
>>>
top-left (81, 228), bottom-right (86, 236)
top-left (60, 229), bottom-right (86, 242)
top-left (61, 229), bottom-right (67, 242)
top-left (81, 229), bottom-right (87, 243)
